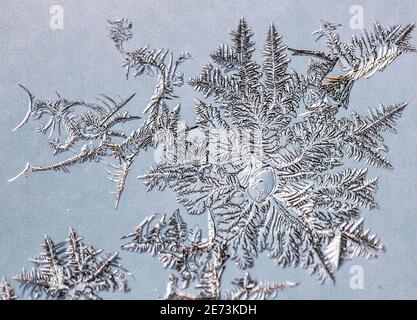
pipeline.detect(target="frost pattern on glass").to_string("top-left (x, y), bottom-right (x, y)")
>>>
top-left (122, 209), bottom-right (297, 299)
top-left (7, 17), bottom-right (415, 299)
top-left (13, 228), bottom-right (129, 300)
top-left (141, 19), bottom-right (414, 285)
top-left (9, 18), bottom-right (190, 209)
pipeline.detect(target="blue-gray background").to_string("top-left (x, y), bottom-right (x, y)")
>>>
top-left (1, 0), bottom-right (416, 299)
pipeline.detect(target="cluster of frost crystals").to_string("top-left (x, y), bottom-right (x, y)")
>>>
top-left (122, 209), bottom-right (297, 300)
top-left (10, 19), bottom-right (190, 209)
top-left (141, 19), bottom-right (414, 283)
top-left (8, 17), bottom-right (415, 299)
top-left (14, 228), bottom-right (129, 300)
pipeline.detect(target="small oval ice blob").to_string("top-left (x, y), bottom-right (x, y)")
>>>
top-left (247, 168), bottom-right (276, 203)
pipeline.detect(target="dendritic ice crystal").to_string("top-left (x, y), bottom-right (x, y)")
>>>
top-left (0, 278), bottom-right (17, 300)
top-left (13, 229), bottom-right (129, 300)
top-left (7, 16), bottom-right (415, 300)
top-left (142, 19), bottom-right (414, 283)
top-left (122, 209), bottom-right (297, 299)
top-left (9, 18), bottom-right (191, 209)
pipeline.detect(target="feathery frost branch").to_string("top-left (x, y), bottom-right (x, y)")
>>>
top-left (14, 228), bottom-right (129, 300)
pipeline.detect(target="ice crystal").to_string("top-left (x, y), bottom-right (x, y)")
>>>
top-left (0, 278), bottom-right (17, 300)
top-left (10, 19), bottom-right (190, 208)
top-left (122, 209), bottom-right (296, 299)
top-left (141, 19), bottom-right (414, 283)
top-left (224, 273), bottom-right (297, 300)
top-left (14, 228), bottom-right (129, 300)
